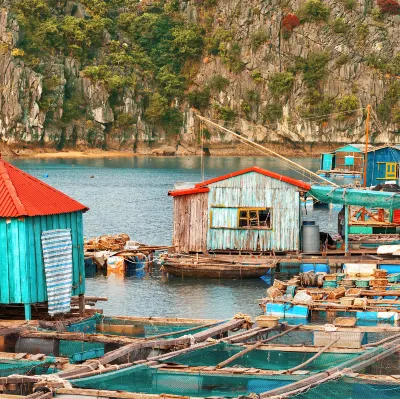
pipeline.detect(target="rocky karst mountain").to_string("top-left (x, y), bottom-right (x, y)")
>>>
top-left (0, 0), bottom-right (398, 155)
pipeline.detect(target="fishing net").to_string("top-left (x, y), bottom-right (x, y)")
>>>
top-left (292, 377), bottom-right (400, 398)
top-left (67, 315), bottom-right (97, 334)
top-left (0, 358), bottom-right (57, 376)
top-left (165, 342), bottom-right (357, 372)
top-left (96, 315), bottom-right (217, 338)
top-left (71, 364), bottom-right (299, 397)
top-left (59, 340), bottom-right (104, 359)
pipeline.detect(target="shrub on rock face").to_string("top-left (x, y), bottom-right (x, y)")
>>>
top-left (377, 0), bottom-right (400, 14)
top-left (268, 72), bottom-right (295, 96)
top-left (282, 14), bottom-right (300, 31)
top-left (299, 0), bottom-right (330, 22)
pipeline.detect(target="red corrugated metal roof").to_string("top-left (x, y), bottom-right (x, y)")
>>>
top-left (168, 187), bottom-right (210, 197)
top-left (0, 158), bottom-right (89, 217)
top-left (168, 166), bottom-right (311, 196)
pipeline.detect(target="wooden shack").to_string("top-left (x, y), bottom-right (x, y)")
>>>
top-left (168, 167), bottom-right (311, 253)
top-left (0, 157), bottom-right (88, 320)
top-left (320, 144), bottom-right (366, 174)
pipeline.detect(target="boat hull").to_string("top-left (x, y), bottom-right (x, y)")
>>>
top-left (162, 262), bottom-right (272, 279)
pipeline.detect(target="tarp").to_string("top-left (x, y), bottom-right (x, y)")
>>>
top-left (309, 185), bottom-right (400, 209)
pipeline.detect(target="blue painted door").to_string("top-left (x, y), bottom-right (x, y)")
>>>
top-left (322, 154), bottom-right (333, 171)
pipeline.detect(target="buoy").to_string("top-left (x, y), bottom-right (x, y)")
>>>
top-left (43, 174), bottom-right (49, 178)
top-left (90, 175), bottom-right (95, 178)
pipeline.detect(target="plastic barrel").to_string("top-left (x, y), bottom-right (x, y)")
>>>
top-left (302, 220), bottom-right (316, 226)
top-left (301, 263), bottom-right (315, 273)
top-left (302, 224), bottom-right (320, 253)
top-left (300, 263), bottom-right (329, 273)
top-left (315, 263), bottom-right (329, 273)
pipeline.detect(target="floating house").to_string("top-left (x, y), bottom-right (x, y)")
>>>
top-left (168, 167), bottom-right (311, 253)
top-left (319, 144), bottom-right (366, 176)
top-left (366, 145), bottom-right (400, 187)
top-left (0, 157), bottom-right (88, 320)
top-left (319, 144), bottom-right (400, 186)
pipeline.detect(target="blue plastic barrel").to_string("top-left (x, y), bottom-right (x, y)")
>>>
top-left (380, 265), bottom-right (400, 274)
top-left (301, 263), bottom-right (315, 273)
top-left (302, 221), bottom-right (316, 226)
top-left (315, 263), bottom-right (329, 273)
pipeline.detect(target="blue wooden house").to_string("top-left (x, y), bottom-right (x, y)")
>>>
top-left (0, 157), bottom-right (88, 320)
top-left (365, 145), bottom-right (400, 187)
top-left (169, 167), bottom-right (311, 253)
top-left (319, 144), bottom-right (400, 187)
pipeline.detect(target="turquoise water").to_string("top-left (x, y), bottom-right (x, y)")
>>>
top-left (8, 156), bottom-right (337, 319)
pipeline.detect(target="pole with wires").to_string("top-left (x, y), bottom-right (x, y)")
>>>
top-left (363, 104), bottom-right (371, 188)
top-left (195, 113), bottom-right (338, 187)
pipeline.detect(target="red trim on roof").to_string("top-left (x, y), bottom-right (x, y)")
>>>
top-left (0, 158), bottom-right (89, 217)
top-left (168, 166), bottom-right (311, 197)
top-left (195, 166), bottom-right (311, 191)
top-left (168, 187), bottom-right (210, 197)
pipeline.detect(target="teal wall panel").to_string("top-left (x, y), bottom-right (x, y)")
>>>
top-left (0, 211), bottom-right (85, 305)
top-left (0, 219), bottom-right (10, 303)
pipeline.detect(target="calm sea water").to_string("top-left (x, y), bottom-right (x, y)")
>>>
top-left (8, 156), bottom-right (338, 319)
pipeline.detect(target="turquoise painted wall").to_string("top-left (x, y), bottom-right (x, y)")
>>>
top-left (207, 172), bottom-right (301, 251)
top-left (0, 211), bottom-right (85, 305)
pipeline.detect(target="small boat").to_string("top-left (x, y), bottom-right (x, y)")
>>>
top-left (162, 255), bottom-right (276, 279)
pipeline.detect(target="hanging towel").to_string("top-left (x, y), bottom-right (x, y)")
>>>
top-left (41, 229), bottom-right (73, 316)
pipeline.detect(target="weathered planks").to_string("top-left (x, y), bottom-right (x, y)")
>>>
top-left (173, 192), bottom-right (208, 253)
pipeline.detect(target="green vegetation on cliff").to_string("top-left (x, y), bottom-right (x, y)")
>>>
top-left (1, 0), bottom-right (399, 153)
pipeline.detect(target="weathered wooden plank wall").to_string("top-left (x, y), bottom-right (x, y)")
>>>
top-left (0, 211), bottom-right (85, 305)
top-left (173, 193), bottom-right (207, 253)
top-left (207, 172), bottom-right (300, 251)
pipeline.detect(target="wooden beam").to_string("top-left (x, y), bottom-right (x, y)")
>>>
top-left (285, 339), bottom-right (339, 374)
top-left (215, 341), bottom-right (264, 369)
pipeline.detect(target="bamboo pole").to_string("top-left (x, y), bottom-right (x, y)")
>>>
top-left (195, 114), bottom-right (338, 187)
top-left (363, 104), bottom-right (371, 188)
top-left (215, 341), bottom-right (264, 369)
top-left (285, 338), bottom-right (339, 374)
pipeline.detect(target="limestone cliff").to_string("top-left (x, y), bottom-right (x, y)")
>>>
top-left (0, 0), bottom-right (398, 156)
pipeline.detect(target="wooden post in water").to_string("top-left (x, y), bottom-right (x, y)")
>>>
top-left (363, 104), bottom-right (371, 188)
top-left (24, 304), bottom-right (31, 321)
top-left (345, 205), bottom-right (349, 255)
top-left (79, 294), bottom-right (85, 314)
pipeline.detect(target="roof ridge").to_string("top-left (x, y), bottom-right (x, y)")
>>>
top-left (0, 159), bottom-right (28, 216)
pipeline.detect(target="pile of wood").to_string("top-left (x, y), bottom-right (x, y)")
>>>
top-left (84, 234), bottom-right (130, 251)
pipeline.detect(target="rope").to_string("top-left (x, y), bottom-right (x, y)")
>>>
top-left (233, 313), bottom-right (254, 329)
top-left (196, 114), bottom-right (337, 187)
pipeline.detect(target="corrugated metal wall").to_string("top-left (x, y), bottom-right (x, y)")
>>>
top-left (207, 172), bottom-right (300, 251)
top-left (0, 211), bottom-right (85, 305)
top-left (173, 193), bottom-right (208, 253)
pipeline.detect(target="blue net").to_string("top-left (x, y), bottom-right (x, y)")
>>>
top-left (71, 364), bottom-right (300, 397)
top-left (166, 342), bottom-right (357, 371)
top-left (0, 358), bottom-right (57, 377)
top-left (96, 316), bottom-right (218, 338)
top-left (293, 377), bottom-right (400, 398)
